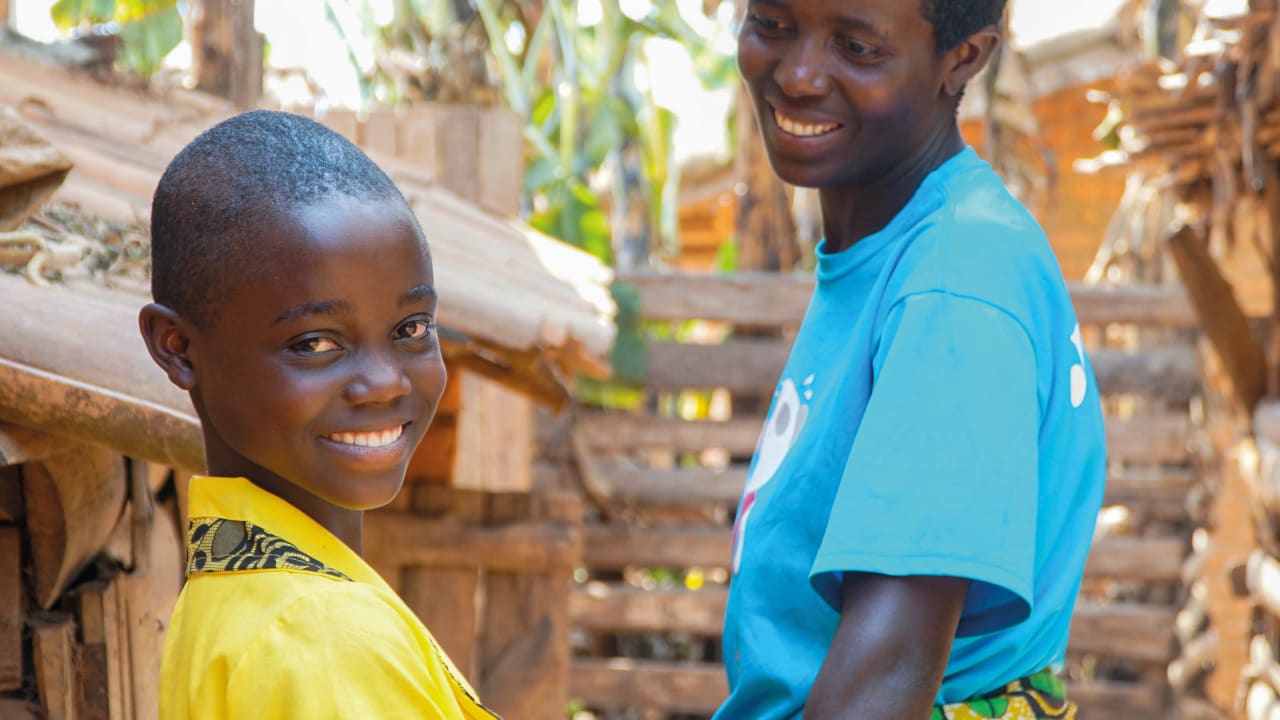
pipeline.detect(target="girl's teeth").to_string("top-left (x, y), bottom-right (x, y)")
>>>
top-left (328, 427), bottom-right (403, 448)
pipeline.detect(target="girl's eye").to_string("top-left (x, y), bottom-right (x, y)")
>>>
top-left (748, 12), bottom-right (786, 37)
top-left (290, 336), bottom-right (342, 355)
top-left (396, 319), bottom-right (436, 341)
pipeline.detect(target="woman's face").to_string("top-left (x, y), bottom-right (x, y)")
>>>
top-left (737, 0), bottom-right (957, 190)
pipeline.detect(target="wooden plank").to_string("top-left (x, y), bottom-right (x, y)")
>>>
top-left (572, 585), bottom-right (726, 636)
top-left (577, 410), bottom-right (1190, 464)
top-left (477, 108), bottom-right (523, 216)
top-left (1106, 413), bottom-right (1190, 464)
top-left (595, 465), bottom-right (746, 507)
top-left (453, 371), bottom-right (533, 493)
top-left (617, 271), bottom-right (1197, 328)
top-left (0, 699), bottom-right (38, 719)
top-left (401, 567), bottom-right (480, 680)
top-left (1085, 536), bottom-right (1185, 582)
top-left (646, 339), bottom-right (1198, 400)
top-left (0, 526), bottom-right (21, 691)
top-left (32, 615), bottom-right (79, 720)
top-left (364, 511), bottom-right (581, 575)
top-left (1167, 223), bottom-right (1266, 413)
top-left (23, 445), bottom-right (128, 609)
top-left (1070, 681), bottom-right (1165, 719)
top-left (1069, 602), bottom-right (1176, 664)
top-left (594, 464), bottom-right (1194, 513)
top-left (577, 412), bottom-right (762, 455)
top-left (583, 525), bottom-right (732, 570)
top-left (0, 465), bottom-right (21, 522)
top-left (571, 658), bottom-right (1161, 716)
top-left (477, 494), bottom-right (573, 719)
top-left (570, 658), bottom-right (726, 715)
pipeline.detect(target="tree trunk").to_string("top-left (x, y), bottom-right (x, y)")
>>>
top-left (191, 0), bottom-right (261, 110)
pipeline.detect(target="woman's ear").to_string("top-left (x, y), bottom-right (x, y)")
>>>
top-left (942, 28), bottom-right (1001, 98)
top-left (139, 303), bottom-right (198, 390)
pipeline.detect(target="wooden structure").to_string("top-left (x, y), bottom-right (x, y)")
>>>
top-left (0, 46), bottom-right (614, 720)
top-left (1069, 2), bottom-right (1280, 718)
top-left (567, 271), bottom-right (1205, 718)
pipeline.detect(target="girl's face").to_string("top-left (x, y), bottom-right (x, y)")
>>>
top-left (736, 0), bottom-right (958, 190)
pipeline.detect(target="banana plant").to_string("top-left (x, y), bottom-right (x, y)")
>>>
top-left (327, 0), bottom-right (735, 268)
top-left (50, 0), bottom-right (182, 77)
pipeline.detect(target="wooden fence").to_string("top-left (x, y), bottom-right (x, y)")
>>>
top-left (568, 271), bottom-right (1205, 719)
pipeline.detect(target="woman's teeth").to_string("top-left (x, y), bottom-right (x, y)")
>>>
top-left (326, 426), bottom-right (403, 448)
top-left (774, 109), bottom-right (840, 138)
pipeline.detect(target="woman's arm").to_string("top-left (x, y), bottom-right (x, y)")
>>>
top-left (804, 572), bottom-right (970, 720)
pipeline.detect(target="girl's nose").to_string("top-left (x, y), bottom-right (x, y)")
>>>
top-left (344, 349), bottom-right (411, 405)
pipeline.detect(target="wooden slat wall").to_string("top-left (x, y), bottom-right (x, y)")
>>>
top-left (571, 272), bottom-right (1200, 718)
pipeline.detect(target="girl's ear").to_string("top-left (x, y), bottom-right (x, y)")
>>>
top-left (138, 303), bottom-right (198, 390)
top-left (942, 28), bottom-right (1001, 98)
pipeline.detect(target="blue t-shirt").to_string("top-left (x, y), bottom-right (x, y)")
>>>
top-left (715, 147), bottom-right (1107, 719)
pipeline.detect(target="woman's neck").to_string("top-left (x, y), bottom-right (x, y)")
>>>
top-left (819, 125), bottom-right (964, 254)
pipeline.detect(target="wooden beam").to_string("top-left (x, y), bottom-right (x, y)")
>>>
top-left (617, 271), bottom-right (1198, 328)
top-left (570, 658), bottom-right (727, 715)
top-left (1069, 602), bottom-right (1176, 664)
top-left (0, 699), bottom-right (37, 720)
top-left (593, 463), bottom-right (1194, 514)
top-left (1166, 223), bottom-right (1267, 413)
top-left (191, 0), bottom-right (261, 109)
top-left (1085, 536), bottom-right (1185, 582)
top-left (1069, 681), bottom-right (1165, 719)
top-left (572, 585), bottom-right (727, 636)
top-left (646, 339), bottom-right (1198, 400)
top-left (32, 615), bottom-right (79, 720)
top-left (582, 525), bottom-right (732, 570)
top-left (0, 465), bottom-right (21, 522)
top-left (363, 512), bottom-right (580, 575)
top-left (1105, 414), bottom-right (1190, 465)
top-left (576, 412), bottom-right (762, 456)
top-left (0, 526), bottom-right (21, 691)
top-left (593, 465), bottom-right (745, 508)
top-left (0, 273), bottom-right (204, 472)
top-left (453, 371), bottom-right (533, 492)
top-left (23, 445), bottom-right (128, 609)
top-left (577, 410), bottom-right (1190, 465)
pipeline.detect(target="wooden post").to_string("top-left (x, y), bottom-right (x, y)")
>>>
top-left (478, 494), bottom-right (577, 720)
top-left (32, 615), bottom-right (79, 720)
top-left (0, 525), bottom-right (21, 692)
top-left (399, 487), bottom-right (486, 681)
top-left (190, 0), bottom-right (261, 110)
top-left (453, 372), bottom-right (533, 493)
top-left (1166, 224), bottom-right (1268, 413)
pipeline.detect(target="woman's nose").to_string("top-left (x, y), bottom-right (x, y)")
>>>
top-left (775, 38), bottom-right (832, 98)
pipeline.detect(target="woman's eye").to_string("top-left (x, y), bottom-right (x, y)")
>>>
top-left (396, 319), bottom-right (435, 341)
top-left (840, 38), bottom-right (877, 59)
top-left (290, 336), bottom-right (342, 355)
top-left (748, 12), bottom-right (786, 37)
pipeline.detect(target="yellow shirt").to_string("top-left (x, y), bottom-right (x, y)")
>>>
top-left (160, 476), bottom-right (497, 720)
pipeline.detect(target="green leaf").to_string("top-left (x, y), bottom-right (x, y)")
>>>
top-left (51, 0), bottom-right (116, 29)
top-left (713, 238), bottom-right (738, 274)
top-left (606, 281), bottom-right (646, 385)
top-left (116, 4), bottom-right (181, 76)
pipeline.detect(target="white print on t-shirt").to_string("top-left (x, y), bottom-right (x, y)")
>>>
top-left (732, 374), bottom-right (813, 574)
top-left (1069, 323), bottom-right (1087, 408)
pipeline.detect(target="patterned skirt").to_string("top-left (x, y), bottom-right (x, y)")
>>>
top-left (930, 669), bottom-right (1076, 720)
